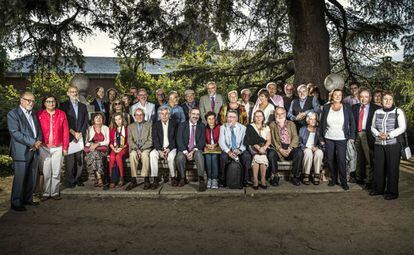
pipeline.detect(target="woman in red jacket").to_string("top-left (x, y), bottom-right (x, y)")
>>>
top-left (37, 95), bottom-right (69, 200)
top-left (109, 112), bottom-right (128, 188)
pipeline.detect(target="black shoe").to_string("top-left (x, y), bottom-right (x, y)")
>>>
top-left (76, 181), bottom-right (85, 187)
top-left (24, 201), bottom-right (39, 206)
top-left (125, 179), bottom-right (138, 191)
top-left (260, 184), bottom-right (268, 190)
top-left (66, 183), bottom-right (76, 188)
top-left (198, 177), bottom-right (207, 192)
top-left (341, 183), bottom-right (349, 190)
top-left (328, 180), bottom-right (336, 186)
top-left (384, 194), bottom-right (398, 200)
top-left (270, 176), bottom-right (280, 186)
top-left (103, 184), bottom-right (110, 190)
top-left (369, 191), bottom-right (383, 196)
top-left (143, 177), bottom-right (151, 190)
top-left (291, 177), bottom-right (300, 186)
top-left (218, 180), bottom-right (226, 188)
top-left (11, 205), bottom-right (27, 212)
top-left (364, 183), bottom-right (372, 190)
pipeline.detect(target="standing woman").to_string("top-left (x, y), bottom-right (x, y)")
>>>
top-left (109, 113), bottom-right (129, 188)
top-left (204, 111), bottom-right (221, 189)
top-left (245, 110), bottom-right (271, 190)
top-left (251, 89), bottom-right (276, 124)
top-left (84, 113), bottom-right (110, 187)
top-left (218, 90), bottom-right (249, 125)
top-left (370, 91), bottom-right (407, 200)
top-left (37, 96), bottom-right (69, 200)
top-left (111, 99), bottom-right (133, 125)
top-left (320, 89), bottom-right (356, 190)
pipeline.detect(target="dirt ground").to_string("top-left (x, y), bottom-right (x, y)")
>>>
top-left (0, 162), bottom-right (413, 255)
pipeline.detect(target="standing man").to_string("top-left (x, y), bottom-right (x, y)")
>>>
top-left (199, 81), bottom-right (225, 124)
top-left (218, 110), bottom-right (252, 187)
top-left (266, 82), bottom-right (284, 108)
top-left (175, 107), bottom-right (207, 191)
top-left (240, 88), bottom-right (254, 122)
top-left (130, 87), bottom-right (139, 104)
top-left (343, 82), bottom-right (360, 106)
top-left (60, 85), bottom-right (89, 188)
top-left (8, 91), bottom-right (43, 211)
top-left (130, 88), bottom-right (156, 123)
top-left (154, 88), bottom-right (166, 114)
top-left (269, 107), bottom-right (303, 186)
top-left (287, 84), bottom-right (320, 131)
top-left (126, 108), bottom-right (153, 190)
top-left (181, 89), bottom-right (198, 121)
top-left (91, 86), bottom-right (109, 124)
top-left (283, 83), bottom-right (297, 112)
top-left (352, 88), bottom-right (380, 189)
top-left (150, 106), bottom-right (179, 187)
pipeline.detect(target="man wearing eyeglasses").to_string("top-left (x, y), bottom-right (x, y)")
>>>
top-left (7, 91), bottom-right (43, 211)
top-left (130, 88), bottom-right (156, 123)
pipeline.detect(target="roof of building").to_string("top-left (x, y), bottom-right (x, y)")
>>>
top-left (6, 56), bottom-right (178, 78)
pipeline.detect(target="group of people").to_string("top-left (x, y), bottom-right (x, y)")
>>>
top-left (7, 80), bottom-right (407, 211)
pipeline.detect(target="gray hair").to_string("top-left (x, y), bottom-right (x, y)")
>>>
top-left (305, 111), bottom-right (318, 122)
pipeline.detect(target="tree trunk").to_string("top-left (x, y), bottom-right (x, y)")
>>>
top-left (286, 0), bottom-right (330, 99)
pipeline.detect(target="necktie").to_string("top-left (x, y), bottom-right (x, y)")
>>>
top-left (27, 111), bottom-right (36, 137)
top-left (231, 126), bottom-right (237, 150)
top-left (210, 128), bottom-right (214, 144)
top-left (211, 96), bottom-right (215, 112)
top-left (188, 124), bottom-right (196, 151)
top-left (358, 104), bottom-right (365, 132)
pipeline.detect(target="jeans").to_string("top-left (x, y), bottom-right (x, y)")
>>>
top-left (205, 153), bottom-right (219, 179)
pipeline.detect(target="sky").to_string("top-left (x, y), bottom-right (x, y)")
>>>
top-left (9, 0), bottom-right (405, 61)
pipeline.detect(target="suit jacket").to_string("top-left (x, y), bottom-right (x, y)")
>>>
top-left (269, 120), bottom-right (299, 158)
top-left (7, 107), bottom-right (43, 161)
top-left (320, 103), bottom-right (356, 140)
top-left (127, 121), bottom-right (152, 152)
top-left (60, 100), bottom-right (89, 142)
top-left (199, 94), bottom-right (225, 123)
top-left (176, 121), bottom-right (206, 152)
top-left (152, 119), bottom-right (178, 151)
top-left (352, 103), bottom-right (380, 148)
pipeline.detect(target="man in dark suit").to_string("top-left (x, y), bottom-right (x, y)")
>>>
top-left (175, 107), bottom-right (206, 191)
top-left (150, 105), bottom-right (178, 187)
top-left (60, 85), bottom-right (89, 188)
top-left (352, 87), bottom-right (380, 189)
top-left (7, 91), bottom-right (43, 211)
top-left (90, 86), bottom-right (109, 124)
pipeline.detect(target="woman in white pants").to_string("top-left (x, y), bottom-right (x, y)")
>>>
top-left (37, 96), bottom-right (69, 200)
top-left (298, 112), bottom-right (325, 185)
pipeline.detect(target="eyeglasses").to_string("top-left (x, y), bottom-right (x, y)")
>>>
top-left (45, 100), bottom-right (56, 104)
top-left (22, 98), bottom-right (35, 103)
top-left (114, 102), bottom-right (122, 105)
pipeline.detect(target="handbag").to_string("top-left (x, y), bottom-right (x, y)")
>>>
top-left (395, 108), bottom-right (412, 160)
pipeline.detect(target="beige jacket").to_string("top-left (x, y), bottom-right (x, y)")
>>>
top-left (128, 121), bottom-right (152, 152)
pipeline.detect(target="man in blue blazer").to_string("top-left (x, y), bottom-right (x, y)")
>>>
top-left (60, 85), bottom-right (89, 188)
top-left (7, 92), bottom-right (43, 211)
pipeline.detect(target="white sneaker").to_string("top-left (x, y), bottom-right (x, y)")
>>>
top-left (211, 179), bottom-right (219, 189)
top-left (207, 179), bottom-right (212, 189)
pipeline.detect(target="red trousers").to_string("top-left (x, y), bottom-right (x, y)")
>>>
top-left (109, 149), bottom-right (126, 177)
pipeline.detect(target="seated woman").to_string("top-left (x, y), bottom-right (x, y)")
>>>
top-left (111, 99), bottom-right (133, 125)
top-left (204, 111), bottom-right (221, 189)
top-left (84, 112), bottom-right (110, 187)
top-left (218, 90), bottom-right (249, 125)
top-left (251, 89), bottom-right (275, 124)
top-left (109, 113), bottom-right (129, 188)
top-left (299, 112), bottom-right (325, 185)
top-left (245, 110), bottom-right (271, 190)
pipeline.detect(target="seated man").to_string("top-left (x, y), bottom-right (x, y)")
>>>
top-left (287, 84), bottom-right (320, 131)
top-left (150, 106), bottom-right (179, 188)
top-left (126, 108), bottom-right (153, 190)
top-left (269, 107), bottom-right (303, 186)
top-left (175, 107), bottom-right (207, 191)
top-left (218, 110), bottom-right (252, 187)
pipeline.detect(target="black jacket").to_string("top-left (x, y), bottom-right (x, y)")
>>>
top-left (176, 121), bottom-right (206, 152)
top-left (60, 100), bottom-right (89, 142)
top-left (152, 119), bottom-right (178, 151)
top-left (352, 103), bottom-right (380, 148)
top-left (320, 103), bottom-right (356, 140)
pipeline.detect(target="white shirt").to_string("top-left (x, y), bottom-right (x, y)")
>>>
top-left (251, 103), bottom-right (275, 123)
top-left (130, 101), bottom-right (155, 122)
top-left (325, 106), bottom-right (345, 140)
top-left (306, 132), bottom-right (316, 148)
top-left (20, 105), bottom-right (37, 137)
top-left (162, 121), bottom-right (169, 148)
